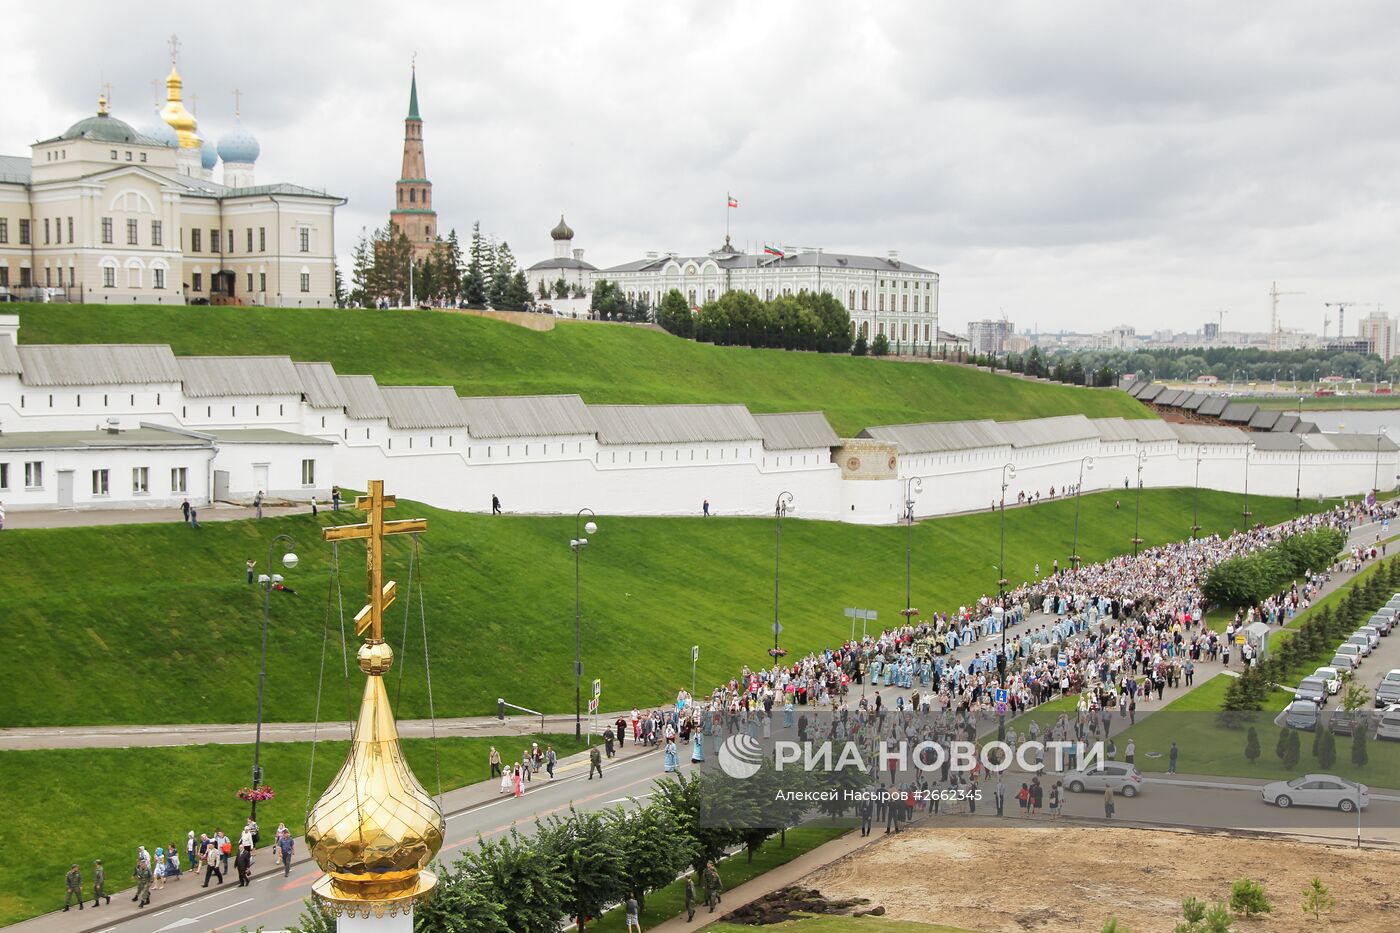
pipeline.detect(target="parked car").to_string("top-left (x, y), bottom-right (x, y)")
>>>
top-left (1313, 667), bottom-right (1343, 695)
top-left (1063, 762), bottom-right (1145, 797)
top-left (1367, 614), bottom-right (1392, 635)
top-left (1376, 669), bottom-right (1400, 708)
top-left (1345, 635), bottom-right (1373, 657)
top-left (1283, 699), bottom-right (1320, 731)
top-left (1295, 677), bottom-right (1328, 706)
top-left (1378, 704), bottom-right (1400, 741)
top-left (1356, 627), bottom-right (1381, 650)
top-left (1328, 707), bottom-right (1366, 736)
top-left (1336, 643), bottom-right (1365, 666)
top-left (1377, 605), bottom-right (1398, 620)
top-left (1261, 774), bottom-right (1368, 811)
top-left (1329, 653), bottom-right (1358, 675)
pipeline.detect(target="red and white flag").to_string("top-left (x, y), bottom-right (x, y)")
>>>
top-left (727, 195), bottom-right (739, 208)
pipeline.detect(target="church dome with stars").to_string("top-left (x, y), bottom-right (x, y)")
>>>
top-left (217, 116), bottom-right (260, 164)
top-left (200, 137), bottom-right (219, 171)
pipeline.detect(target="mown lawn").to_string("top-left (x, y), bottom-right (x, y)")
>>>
top-left (0, 489), bottom-right (1324, 727)
top-left (0, 734), bottom-right (586, 927)
top-left (11, 303), bottom-right (1149, 436)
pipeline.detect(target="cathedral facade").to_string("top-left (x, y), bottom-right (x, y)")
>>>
top-left (0, 48), bottom-right (343, 306)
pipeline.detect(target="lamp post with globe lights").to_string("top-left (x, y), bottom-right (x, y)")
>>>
top-left (773, 492), bottom-right (794, 659)
top-left (251, 534), bottom-right (297, 822)
top-left (1069, 456), bottom-right (1094, 572)
top-left (904, 476), bottom-right (923, 616)
top-left (571, 509), bottom-right (598, 740)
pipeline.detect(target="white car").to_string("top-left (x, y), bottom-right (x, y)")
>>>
top-left (1063, 762), bottom-right (1145, 797)
top-left (1345, 635), bottom-right (1373, 657)
top-left (1261, 774), bottom-right (1368, 811)
top-left (1376, 670), bottom-right (1400, 708)
top-left (1378, 704), bottom-right (1400, 741)
top-left (1313, 667), bottom-right (1343, 695)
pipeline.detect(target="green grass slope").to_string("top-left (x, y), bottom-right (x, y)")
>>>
top-left (1, 489), bottom-right (1320, 728)
top-left (10, 303), bottom-right (1148, 435)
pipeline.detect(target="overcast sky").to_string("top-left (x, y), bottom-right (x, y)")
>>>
top-left (6, 1), bottom-right (1399, 335)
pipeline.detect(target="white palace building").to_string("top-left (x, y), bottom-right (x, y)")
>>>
top-left (1, 314), bottom-right (1395, 524)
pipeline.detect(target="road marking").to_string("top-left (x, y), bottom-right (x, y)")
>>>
top-left (154, 897), bottom-right (252, 930)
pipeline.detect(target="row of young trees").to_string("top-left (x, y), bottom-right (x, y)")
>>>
top-left (1202, 528), bottom-right (1347, 609)
top-left (655, 289), bottom-right (855, 353)
top-left (347, 222), bottom-right (533, 310)
top-left (290, 768), bottom-right (859, 932)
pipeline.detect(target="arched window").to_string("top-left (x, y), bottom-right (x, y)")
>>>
top-left (848, 289), bottom-right (856, 309)
top-left (861, 290), bottom-right (868, 310)
top-left (409, 188), bottom-right (416, 203)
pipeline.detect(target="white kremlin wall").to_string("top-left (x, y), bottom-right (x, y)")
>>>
top-left (0, 315), bottom-right (1394, 523)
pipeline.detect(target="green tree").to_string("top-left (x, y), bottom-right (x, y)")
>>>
top-left (1174, 896), bottom-right (1206, 932)
top-left (1352, 726), bottom-right (1369, 768)
top-left (286, 898), bottom-right (336, 933)
top-left (871, 333), bottom-right (890, 356)
top-left (1102, 919), bottom-right (1131, 933)
top-left (853, 331), bottom-right (868, 356)
top-left (459, 827), bottom-right (566, 932)
top-left (1343, 681), bottom-right (1372, 712)
top-left (652, 774), bottom-right (739, 875)
top-left (349, 229), bottom-right (373, 308)
top-left (462, 222), bottom-right (488, 307)
top-left (488, 241), bottom-right (517, 308)
top-left (1276, 726), bottom-right (1292, 761)
top-left (590, 279), bottom-right (628, 319)
top-left (413, 858), bottom-right (510, 932)
top-left (607, 803), bottom-right (693, 914)
top-left (1201, 901), bottom-right (1236, 932)
top-left (553, 276), bottom-right (570, 300)
top-left (1302, 876), bottom-right (1334, 921)
top-left (1244, 726), bottom-right (1260, 764)
top-left (505, 270), bottom-right (532, 311)
top-left (1282, 729), bottom-right (1301, 769)
top-left (657, 289), bottom-right (693, 337)
top-left (1229, 878), bottom-right (1271, 918)
top-left (539, 808), bottom-right (627, 931)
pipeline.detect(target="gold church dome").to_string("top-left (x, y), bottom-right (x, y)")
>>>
top-left (159, 66), bottom-right (201, 149)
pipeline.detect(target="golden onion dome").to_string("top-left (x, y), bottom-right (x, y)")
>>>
top-left (159, 66), bottom-right (201, 149)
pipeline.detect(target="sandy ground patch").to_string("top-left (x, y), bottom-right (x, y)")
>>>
top-left (802, 823), bottom-right (1400, 932)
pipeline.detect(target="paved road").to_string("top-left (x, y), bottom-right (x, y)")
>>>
top-left (2, 502), bottom-right (310, 530)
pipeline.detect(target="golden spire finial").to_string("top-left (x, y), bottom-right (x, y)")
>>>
top-left (98, 82), bottom-right (112, 115)
top-left (160, 47), bottom-right (200, 149)
top-left (307, 481), bottom-right (442, 918)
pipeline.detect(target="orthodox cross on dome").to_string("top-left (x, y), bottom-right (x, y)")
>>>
top-left (168, 33), bottom-right (181, 66)
top-left (100, 82), bottom-right (113, 113)
top-left (233, 88), bottom-right (242, 117)
top-left (321, 480), bottom-right (427, 641)
top-left (150, 78), bottom-right (163, 109)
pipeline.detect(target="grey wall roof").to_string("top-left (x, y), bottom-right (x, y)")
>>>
top-left (294, 362), bottom-right (349, 410)
top-left (590, 404), bottom-right (763, 445)
top-left (1137, 384), bottom-right (1165, 402)
top-left (1155, 389), bottom-right (1187, 408)
top-left (459, 394), bottom-right (596, 439)
top-left (17, 344), bottom-right (180, 386)
top-left (1196, 396), bottom-right (1229, 417)
top-left (206, 428), bottom-right (335, 446)
top-left (1220, 402), bottom-right (1259, 423)
top-left (860, 420), bottom-right (1011, 454)
top-left (1247, 409), bottom-right (1281, 430)
top-left (1181, 393), bottom-right (1208, 411)
top-left (1249, 432), bottom-right (1307, 451)
top-left (753, 412), bottom-right (840, 450)
top-left (1170, 423), bottom-right (1250, 445)
top-left (1091, 417), bottom-right (1179, 443)
top-left (1314, 433), bottom-right (1400, 452)
top-left (999, 415), bottom-right (1099, 448)
top-left (0, 339), bottom-right (19, 375)
top-left (1126, 380), bottom-right (1149, 398)
top-left (338, 375), bottom-right (389, 421)
top-left (379, 385), bottom-right (469, 430)
top-left (0, 427), bottom-right (212, 450)
top-left (0, 154), bottom-right (32, 184)
top-left (177, 356), bottom-right (302, 398)
top-left (1273, 413), bottom-right (1302, 433)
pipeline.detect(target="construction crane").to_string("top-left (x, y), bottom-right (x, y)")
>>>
top-left (1269, 282), bottom-right (1304, 351)
top-left (1324, 301), bottom-right (1362, 342)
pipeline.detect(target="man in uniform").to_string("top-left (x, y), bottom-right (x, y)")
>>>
top-left (63, 864), bottom-right (83, 911)
top-left (92, 859), bottom-right (110, 906)
top-left (132, 858), bottom-right (152, 907)
top-left (702, 860), bottom-right (723, 913)
top-left (684, 875), bottom-right (697, 922)
top-left (588, 744), bottom-right (603, 780)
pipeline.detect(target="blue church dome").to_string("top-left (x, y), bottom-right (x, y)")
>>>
top-left (142, 114), bottom-right (180, 148)
top-left (200, 137), bottom-right (218, 170)
top-left (217, 118), bottom-right (260, 164)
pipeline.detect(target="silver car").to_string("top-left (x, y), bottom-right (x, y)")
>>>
top-left (1261, 774), bottom-right (1368, 811)
top-left (1376, 669), bottom-right (1400, 709)
top-left (1337, 643), bottom-right (1365, 666)
top-left (1356, 627), bottom-right (1381, 650)
top-left (1330, 653), bottom-right (1358, 675)
top-left (1063, 761), bottom-right (1145, 797)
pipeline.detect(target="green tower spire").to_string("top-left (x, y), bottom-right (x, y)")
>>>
top-left (407, 67), bottom-right (420, 121)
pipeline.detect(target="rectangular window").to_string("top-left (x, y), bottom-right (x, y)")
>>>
top-left (210, 229), bottom-right (221, 253)
top-left (67, 217), bottom-right (74, 243)
top-left (0, 268), bottom-right (7, 287)
top-left (43, 218), bottom-right (50, 244)
top-left (0, 218), bottom-right (7, 242)
top-left (301, 459), bottom-right (316, 485)
top-left (91, 469), bottom-right (109, 496)
top-left (103, 266), bottom-right (115, 288)
top-left (246, 228), bottom-right (253, 252)
top-left (300, 272), bottom-right (310, 292)
top-left (227, 229), bottom-right (233, 253)
top-left (191, 228), bottom-right (201, 252)
top-left (171, 467), bottom-right (187, 493)
top-left (246, 272), bottom-right (253, 292)
top-left (44, 267), bottom-right (51, 287)
top-left (20, 267), bottom-right (31, 287)
top-left (100, 217), bottom-right (112, 244)
top-left (126, 218), bottom-right (138, 245)
top-left (259, 227), bottom-right (266, 251)
top-left (192, 272), bottom-right (203, 292)
top-left (20, 219), bottom-right (32, 244)
top-left (299, 228), bottom-right (310, 252)
top-left (153, 268), bottom-right (165, 290)
top-left (0, 462), bottom-right (8, 489)
top-left (132, 467), bottom-right (149, 494)
top-left (259, 272), bottom-right (266, 292)
top-left (24, 461), bottom-right (42, 489)
top-left (151, 220), bottom-right (162, 246)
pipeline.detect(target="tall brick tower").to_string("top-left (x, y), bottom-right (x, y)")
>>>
top-left (389, 65), bottom-right (437, 260)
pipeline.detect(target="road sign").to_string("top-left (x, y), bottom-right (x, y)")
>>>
top-left (587, 698), bottom-right (599, 714)
top-left (995, 701), bottom-right (1009, 716)
top-left (1057, 654), bottom-right (1067, 667)
top-left (994, 688), bottom-right (1009, 705)
top-left (592, 678), bottom-right (602, 698)
top-left (773, 622), bottom-right (783, 635)
top-left (844, 608), bottom-right (857, 618)
top-left (691, 645), bottom-right (700, 662)
top-left (1235, 634), bottom-right (1246, 645)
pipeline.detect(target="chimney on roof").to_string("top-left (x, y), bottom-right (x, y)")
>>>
top-left (887, 250), bottom-right (900, 266)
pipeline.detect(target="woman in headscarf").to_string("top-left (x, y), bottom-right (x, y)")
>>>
top-left (499, 763), bottom-right (513, 795)
top-left (663, 738), bottom-right (679, 773)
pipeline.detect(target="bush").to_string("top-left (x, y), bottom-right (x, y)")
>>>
top-left (1282, 729), bottom-right (1301, 769)
top-left (1229, 878), bottom-right (1272, 918)
top-left (1244, 727), bottom-right (1260, 764)
top-left (1352, 727), bottom-right (1369, 768)
top-left (1302, 877), bottom-right (1334, 921)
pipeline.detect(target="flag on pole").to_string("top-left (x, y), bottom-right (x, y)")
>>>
top-left (763, 245), bottom-right (785, 257)
top-left (727, 195), bottom-right (739, 208)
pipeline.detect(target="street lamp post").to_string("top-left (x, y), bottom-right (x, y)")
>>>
top-left (773, 492), bottom-right (794, 657)
top-left (1242, 441), bottom-right (1253, 520)
top-left (1296, 396), bottom-right (1304, 509)
top-left (996, 463), bottom-right (1016, 679)
top-left (904, 476), bottom-right (923, 614)
top-left (1070, 456), bottom-right (1094, 572)
top-left (1191, 446), bottom-right (1205, 539)
top-left (1132, 451), bottom-right (1146, 557)
top-left (251, 534), bottom-right (297, 823)
top-left (1375, 425), bottom-right (1388, 496)
top-left (571, 508), bottom-right (598, 740)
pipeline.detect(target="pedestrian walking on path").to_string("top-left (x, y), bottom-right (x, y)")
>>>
top-left (63, 864), bottom-right (83, 912)
top-left (1168, 741), bottom-right (1179, 774)
top-left (588, 745), bottom-right (603, 779)
top-left (254, 491), bottom-right (264, 519)
top-left (685, 875), bottom-right (697, 922)
top-left (1103, 785), bottom-right (1116, 820)
top-left (703, 861), bottom-right (723, 913)
top-left (201, 843), bottom-right (223, 887)
top-left (277, 828), bottom-right (295, 877)
top-left (131, 859), bottom-right (152, 907)
top-left (92, 859), bottom-right (110, 906)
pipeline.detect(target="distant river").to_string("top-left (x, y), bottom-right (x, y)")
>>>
top-left (1305, 410), bottom-right (1399, 439)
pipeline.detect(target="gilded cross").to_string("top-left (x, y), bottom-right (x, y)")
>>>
top-left (151, 78), bottom-right (163, 109)
top-left (168, 34), bottom-right (181, 66)
top-left (322, 480), bottom-right (427, 641)
top-left (233, 88), bottom-right (242, 117)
